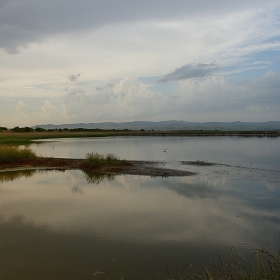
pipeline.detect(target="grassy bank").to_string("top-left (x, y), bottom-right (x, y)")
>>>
top-left (0, 146), bottom-right (37, 163)
top-left (1, 130), bottom-right (280, 145)
top-left (0, 131), bottom-right (116, 145)
top-left (0, 147), bottom-right (129, 172)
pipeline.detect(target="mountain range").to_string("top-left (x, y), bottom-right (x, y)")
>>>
top-left (33, 121), bottom-right (280, 131)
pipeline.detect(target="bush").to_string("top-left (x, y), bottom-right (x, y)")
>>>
top-left (84, 152), bottom-right (127, 168)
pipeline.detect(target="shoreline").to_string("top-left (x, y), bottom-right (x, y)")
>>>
top-left (0, 157), bottom-right (196, 177)
top-left (1, 130), bottom-right (280, 146)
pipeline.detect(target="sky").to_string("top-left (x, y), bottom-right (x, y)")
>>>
top-left (1, 0), bottom-right (280, 127)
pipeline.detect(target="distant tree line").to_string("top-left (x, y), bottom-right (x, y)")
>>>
top-left (3, 126), bottom-right (279, 137)
top-left (8, 126), bottom-right (135, 133)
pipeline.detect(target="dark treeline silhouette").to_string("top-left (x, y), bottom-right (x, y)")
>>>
top-left (2, 126), bottom-right (279, 138)
top-left (9, 126), bottom-right (133, 133)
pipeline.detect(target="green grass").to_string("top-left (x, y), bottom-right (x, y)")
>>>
top-left (84, 152), bottom-right (128, 168)
top-left (0, 145), bottom-right (37, 163)
top-left (1, 130), bottom-right (279, 146)
top-left (0, 132), bottom-right (113, 145)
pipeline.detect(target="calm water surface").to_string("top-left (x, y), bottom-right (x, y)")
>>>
top-left (1, 136), bottom-right (280, 279)
top-left (31, 136), bottom-right (280, 170)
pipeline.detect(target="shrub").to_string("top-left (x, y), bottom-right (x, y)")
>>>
top-left (84, 152), bottom-right (127, 168)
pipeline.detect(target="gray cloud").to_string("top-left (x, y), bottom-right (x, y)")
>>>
top-left (1, 0), bottom-right (279, 53)
top-left (95, 83), bottom-right (114, 91)
top-left (68, 74), bottom-right (80, 82)
top-left (158, 63), bottom-right (218, 83)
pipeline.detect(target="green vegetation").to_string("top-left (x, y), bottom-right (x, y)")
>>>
top-left (84, 152), bottom-right (128, 168)
top-left (1, 127), bottom-right (279, 146)
top-left (0, 145), bottom-right (37, 163)
top-left (92, 246), bottom-right (280, 280)
top-left (0, 126), bottom-right (8, 131)
top-left (0, 132), bottom-right (112, 145)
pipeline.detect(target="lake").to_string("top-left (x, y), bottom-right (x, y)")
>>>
top-left (1, 136), bottom-right (280, 279)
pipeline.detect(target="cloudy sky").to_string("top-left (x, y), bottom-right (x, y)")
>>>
top-left (1, 0), bottom-right (280, 127)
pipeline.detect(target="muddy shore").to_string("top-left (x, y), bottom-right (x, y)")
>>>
top-left (0, 157), bottom-right (196, 177)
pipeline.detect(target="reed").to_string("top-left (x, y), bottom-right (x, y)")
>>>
top-left (92, 246), bottom-right (280, 280)
top-left (158, 246), bottom-right (280, 280)
top-left (0, 145), bottom-right (37, 163)
top-left (85, 152), bottom-right (128, 168)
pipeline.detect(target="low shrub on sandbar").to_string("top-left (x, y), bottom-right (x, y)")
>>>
top-left (85, 152), bottom-right (128, 168)
top-left (0, 145), bottom-right (37, 163)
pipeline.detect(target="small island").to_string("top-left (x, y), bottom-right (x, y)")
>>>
top-left (0, 146), bottom-right (195, 177)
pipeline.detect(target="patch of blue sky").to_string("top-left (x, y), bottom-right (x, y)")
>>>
top-left (224, 67), bottom-right (270, 83)
top-left (263, 35), bottom-right (280, 44)
top-left (249, 49), bottom-right (280, 63)
top-left (222, 50), bottom-right (280, 82)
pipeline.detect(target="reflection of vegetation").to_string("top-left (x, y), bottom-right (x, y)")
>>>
top-left (83, 170), bottom-right (116, 185)
top-left (0, 169), bottom-right (60, 183)
top-left (0, 145), bottom-right (37, 163)
top-left (182, 160), bottom-right (216, 166)
top-left (84, 152), bottom-right (128, 168)
top-left (0, 169), bottom-right (37, 182)
top-left (92, 246), bottom-right (280, 280)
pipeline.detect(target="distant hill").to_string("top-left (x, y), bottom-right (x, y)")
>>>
top-left (33, 121), bottom-right (280, 131)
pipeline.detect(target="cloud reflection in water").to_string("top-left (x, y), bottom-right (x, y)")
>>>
top-left (0, 166), bottom-right (280, 279)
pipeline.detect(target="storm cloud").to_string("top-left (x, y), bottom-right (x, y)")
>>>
top-left (157, 63), bottom-right (218, 83)
top-left (1, 0), bottom-right (279, 53)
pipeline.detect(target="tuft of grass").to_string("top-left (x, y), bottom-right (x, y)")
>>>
top-left (92, 246), bottom-right (280, 280)
top-left (0, 145), bottom-right (37, 163)
top-left (85, 152), bottom-right (128, 168)
top-left (156, 245), bottom-right (280, 280)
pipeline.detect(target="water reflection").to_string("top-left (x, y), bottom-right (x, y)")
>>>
top-left (83, 170), bottom-right (116, 185)
top-left (0, 168), bottom-right (115, 185)
top-left (0, 157), bottom-right (280, 279)
top-left (0, 169), bottom-right (37, 182)
top-left (30, 136), bottom-right (280, 170)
